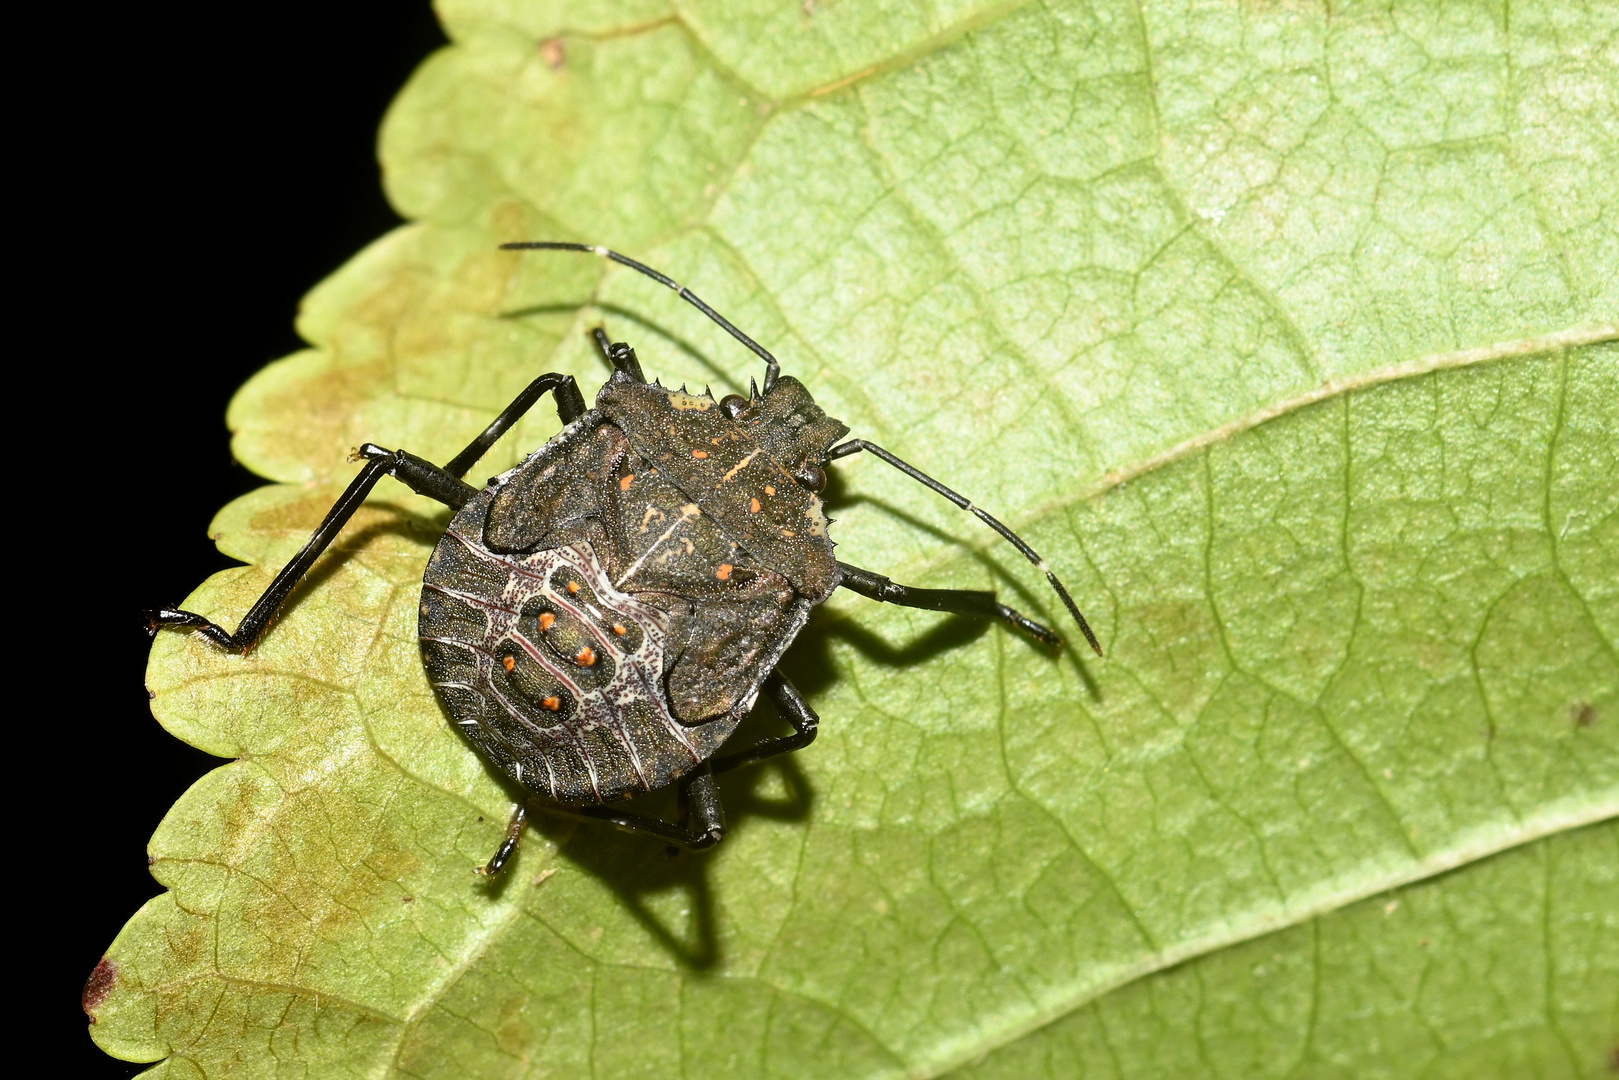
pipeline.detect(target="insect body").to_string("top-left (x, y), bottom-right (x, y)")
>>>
top-left (423, 372), bottom-right (844, 806)
top-left (149, 243), bottom-right (1102, 876)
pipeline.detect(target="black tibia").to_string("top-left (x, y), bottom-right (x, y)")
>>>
top-left (443, 371), bottom-right (586, 480)
top-left (826, 439), bottom-right (1104, 657)
top-left (503, 241), bottom-right (782, 392)
top-left (712, 672), bottom-right (819, 774)
top-left (578, 766), bottom-right (726, 851)
top-left (836, 562), bottom-right (1060, 647)
top-left (592, 327), bottom-right (646, 382)
top-left (479, 804), bottom-right (529, 877)
top-left (145, 447), bottom-right (478, 653)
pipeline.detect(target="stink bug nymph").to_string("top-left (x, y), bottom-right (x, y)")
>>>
top-left (148, 242), bottom-right (1103, 876)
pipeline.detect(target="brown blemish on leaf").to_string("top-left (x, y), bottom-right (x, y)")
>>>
top-left (236, 358), bottom-right (395, 479)
top-left (540, 37), bottom-right (565, 70)
top-left (251, 497), bottom-right (410, 550)
top-left (1571, 701), bottom-right (1597, 727)
top-left (82, 957), bottom-right (117, 1017)
top-left (215, 759), bottom-right (424, 969)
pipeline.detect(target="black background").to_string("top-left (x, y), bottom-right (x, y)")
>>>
top-left (63, 6), bottom-right (449, 1074)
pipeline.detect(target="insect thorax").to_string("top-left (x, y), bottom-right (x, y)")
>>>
top-left (593, 375), bottom-right (847, 602)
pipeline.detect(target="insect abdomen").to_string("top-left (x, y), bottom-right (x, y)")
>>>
top-left (420, 523), bottom-right (723, 804)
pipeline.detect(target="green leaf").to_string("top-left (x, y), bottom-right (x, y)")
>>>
top-left (93, 0), bottom-right (1616, 1076)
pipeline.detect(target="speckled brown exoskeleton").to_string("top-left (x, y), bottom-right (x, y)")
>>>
top-left (147, 243), bottom-right (1103, 875)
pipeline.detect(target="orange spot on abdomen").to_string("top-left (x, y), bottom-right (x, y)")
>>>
top-left (716, 563), bottom-right (733, 581)
top-left (620, 474), bottom-right (634, 490)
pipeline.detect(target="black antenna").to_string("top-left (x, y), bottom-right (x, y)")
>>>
top-left (828, 439), bottom-right (1105, 656)
top-left (502, 241), bottom-right (781, 391)
top-left (504, 242), bottom-right (1102, 656)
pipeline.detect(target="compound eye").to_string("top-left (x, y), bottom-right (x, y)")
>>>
top-left (719, 394), bottom-right (751, 420)
top-left (797, 464), bottom-right (827, 492)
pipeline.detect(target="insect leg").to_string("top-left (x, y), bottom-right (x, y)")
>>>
top-left (576, 765), bottom-right (726, 851)
top-left (503, 241), bottom-right (782, 392)
top-left (826, 439), bottom-right (1103, 656)
top-left (478, 771), bottom-right (725, 874)
top-left (477, 804), bottom-right (529, 877)
top-left (836, 562), bottom-right (1060, 646)
top-left (145, 445), bottom-right (478, 652)
top-left (443, 372), bottom-right (587, 479)
top-left (711, 672), bottom-right (819, 775)
top-left (592, 327), bottom-right (646, 382)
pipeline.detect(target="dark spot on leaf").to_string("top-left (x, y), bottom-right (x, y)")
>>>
top-left (401, 895), bottom-right (414, 903)
top-left (1571, 701), bottom-right (1597, 727)
top-left (541, 37), bottom-right (565, 70)
top-left (82, 957), bottom-right (117, 1017)
top-left (146, 688), bottom-right (156, 700)
top-left (147, 854), bottom-right (157, 866)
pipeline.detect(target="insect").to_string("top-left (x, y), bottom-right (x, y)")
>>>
top-left (148, 242), bottom-right (1103, 876)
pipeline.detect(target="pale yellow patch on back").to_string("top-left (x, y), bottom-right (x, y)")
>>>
top-left (805, 498), bottom-right (830, 538)
top-left (666, 390), bottom-right (713, 411)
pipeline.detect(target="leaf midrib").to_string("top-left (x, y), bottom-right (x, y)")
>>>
top-left (812, 322), bottom-right (1619, 630)
top-left (904, 794), bottom-right (1619, 1080)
